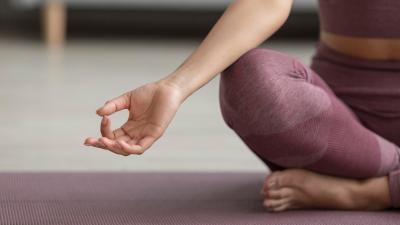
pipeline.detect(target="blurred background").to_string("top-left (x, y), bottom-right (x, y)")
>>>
top-left (0, 0), bottom-right (318, 172)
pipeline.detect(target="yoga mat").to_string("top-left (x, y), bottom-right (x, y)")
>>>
top-left (0, 172), bottom-right (399, 225)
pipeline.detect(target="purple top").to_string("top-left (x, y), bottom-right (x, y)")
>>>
top-left (318, 0), bottom-right (400, 38)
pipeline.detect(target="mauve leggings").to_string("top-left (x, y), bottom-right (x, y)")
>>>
top-left (219, 42), bottom-right (400, 208)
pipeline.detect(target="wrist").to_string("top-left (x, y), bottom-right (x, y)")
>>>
top-left (156, 76), bottom-right (190, 104)
top-left (158, 73), bottom-right (195, 102)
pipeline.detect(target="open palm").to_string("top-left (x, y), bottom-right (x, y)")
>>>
top-left (84, 82), bottom-right (183, 156)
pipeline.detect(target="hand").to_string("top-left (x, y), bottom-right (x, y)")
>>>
top-left (84, 81), bottom-right (183, 156)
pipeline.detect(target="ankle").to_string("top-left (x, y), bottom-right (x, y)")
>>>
top-left (348, 177), bottom-right (391, 210)
top-left (330, 181), bottom-right (363, 210)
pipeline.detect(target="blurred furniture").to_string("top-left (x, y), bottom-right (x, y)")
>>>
top-left (10, 0), bottom-right (317, 47)
top-left (42, 1), bottom-right (65, 47)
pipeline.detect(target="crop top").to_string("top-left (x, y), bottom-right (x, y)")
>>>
top-left (318, 0), bottom-right (400, 38)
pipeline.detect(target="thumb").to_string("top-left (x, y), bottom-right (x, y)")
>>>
top-left (96, 93), bottom-right (130, 116)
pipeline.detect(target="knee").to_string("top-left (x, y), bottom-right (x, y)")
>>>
top-left (220, 47), bottom-right (311, 90)
top-left (220, 48), bottom-right (286, 88)
top-left (218, 48), bottom-right (330, 135)
top-left (219, 48), bottom-right (293, 125)
top-left (219, 48), bottom-right (300, 101)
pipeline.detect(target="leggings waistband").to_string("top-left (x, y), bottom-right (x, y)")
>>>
top-left (312, 42), bottom-right (400, 72)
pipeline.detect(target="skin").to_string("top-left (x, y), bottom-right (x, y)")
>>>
top-left (321, 31), bottom-right (400, 60)
top-left (84, 0), bottom-right (400, 211)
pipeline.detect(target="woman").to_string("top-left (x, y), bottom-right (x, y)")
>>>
top-left (84, 0), bottom-right (400, 212)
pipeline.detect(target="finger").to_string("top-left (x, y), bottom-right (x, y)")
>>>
top-left (90, 139), bottom-right (108, 150)
top-left (100, 116), bottom-right (115, 139)
top-left (118, 136), bottom-right (156, 155)
top-left (117, 135), bottom-right (132, 143)
top-left (127, 139), bottom-right (138, 146)
top-left (84, 137), bottom-right (98, 146)
top-left (96, 93), bottom-right (130, 116)
top-left (99, 137), bottom-right (128, 156)
top-left (93, 142), bottom-right (108, 150)
top-left (137, 136), bottom-right (157, 152)
top-left (113, 128), bottom-right (126, 139)
top-left (117, 140), bottom-right (144, 155)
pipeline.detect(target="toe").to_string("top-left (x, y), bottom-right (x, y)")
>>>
top-left (271, 202), bottom-right (292, 212)
top-left (267, 187), bottom-right (294, 199)
top-left (274, 169), bottom-right (306, 189)
top-left (263, 198), bottom-right (290, 212)
top-left (265, 172), bottom-right (281, 190)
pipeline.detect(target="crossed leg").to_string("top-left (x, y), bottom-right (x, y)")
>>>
top-left (219, 48), bottom-right (400, 211)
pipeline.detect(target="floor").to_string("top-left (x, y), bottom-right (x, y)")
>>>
top-left (0, 37), bottom-right (315, 172)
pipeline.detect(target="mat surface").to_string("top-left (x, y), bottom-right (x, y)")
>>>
top-left (0, 172), bottom-right (399, 225)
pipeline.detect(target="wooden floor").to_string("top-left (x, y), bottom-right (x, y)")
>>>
top-left (0, 38), bottom-right (315, 172)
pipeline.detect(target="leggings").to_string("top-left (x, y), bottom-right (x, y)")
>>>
top-left (219, 42), bottom-right (400, 208)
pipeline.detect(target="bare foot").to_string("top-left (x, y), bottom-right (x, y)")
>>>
top-left (260, 169), bottom-right (391, 212)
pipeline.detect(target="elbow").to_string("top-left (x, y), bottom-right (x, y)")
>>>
top-left (265, 0), bottom-right (293, 24)
top-left (233, 0), bottom-right (293, 26)
top-left (258, 0), bottom-right (293, 33)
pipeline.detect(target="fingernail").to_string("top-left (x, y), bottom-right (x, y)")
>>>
top-left (101, 116), bottom-right (107, 125)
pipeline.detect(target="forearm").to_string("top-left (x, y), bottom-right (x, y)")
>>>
top-left (160, 0), bottom-right (293, 101)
